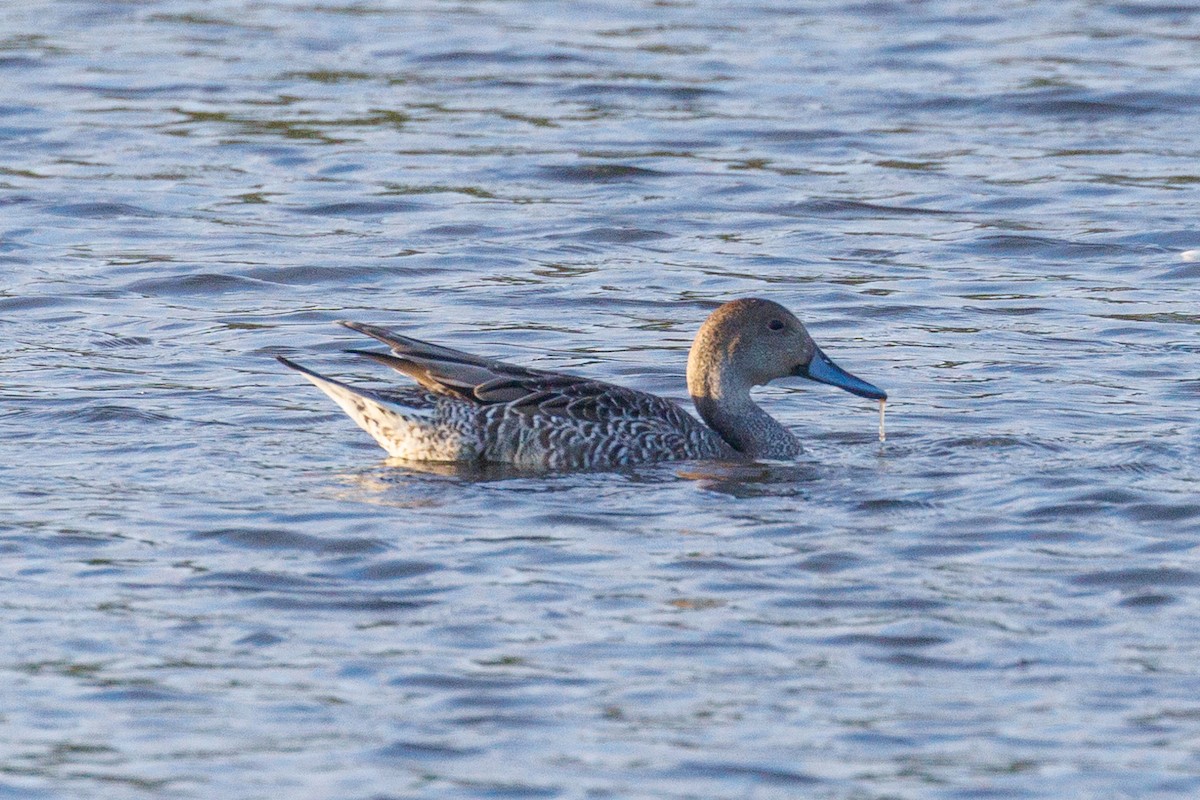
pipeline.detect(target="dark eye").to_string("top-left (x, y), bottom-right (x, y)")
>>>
top-left (768, 319), bottom-right (785, 331)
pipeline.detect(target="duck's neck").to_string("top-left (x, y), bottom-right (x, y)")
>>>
top-left (688, 367), bottom-right (801, 460)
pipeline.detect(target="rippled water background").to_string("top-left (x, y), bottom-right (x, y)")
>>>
top-left (3, 1), bottom-right (1199, 797)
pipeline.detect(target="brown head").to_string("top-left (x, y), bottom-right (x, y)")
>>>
top-left (686, 298), bottom-right (819, 399)
top-left (684, 298), bottom-right (886, 457)
top-left (687, 296), bottom-right (886, 407)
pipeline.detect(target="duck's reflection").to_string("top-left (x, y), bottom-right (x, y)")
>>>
top-left (328, 455), bottom-right (822, 507)
top-left (676, 460), bottom-right (821, 498)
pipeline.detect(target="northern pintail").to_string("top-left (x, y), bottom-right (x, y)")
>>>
top-left (278, 298), bottom-right (886, 469)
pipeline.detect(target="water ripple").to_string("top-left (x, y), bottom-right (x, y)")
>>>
top-left (3, 1), bottom-right (1199, 799)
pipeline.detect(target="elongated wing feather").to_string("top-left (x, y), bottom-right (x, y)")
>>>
top-left (340, 321), bottom-right (550, 398)
top-left (341, 321), bottom-right (699, 429)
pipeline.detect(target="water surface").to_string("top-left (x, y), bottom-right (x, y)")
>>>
top-left (2, 1), bottom-right (1199, 798)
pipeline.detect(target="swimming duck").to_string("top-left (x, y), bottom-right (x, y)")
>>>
top-left (278, 298), bottom-right (886, 469)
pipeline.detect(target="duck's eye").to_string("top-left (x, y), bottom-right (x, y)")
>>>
top-left (767, 319), bottom-right (785, 331)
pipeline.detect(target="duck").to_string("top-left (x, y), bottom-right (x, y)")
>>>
top-left (278, 298), bottom-right (886, 469)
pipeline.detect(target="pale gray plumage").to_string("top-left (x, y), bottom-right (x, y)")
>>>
top-left (278, 298), bottom-right (886, 469)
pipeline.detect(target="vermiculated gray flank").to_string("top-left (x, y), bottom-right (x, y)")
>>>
top-left (280, 299), bottom-right (886, 469)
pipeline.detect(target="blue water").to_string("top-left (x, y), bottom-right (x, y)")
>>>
top-left (2, 1), bottom-right (1199, 798)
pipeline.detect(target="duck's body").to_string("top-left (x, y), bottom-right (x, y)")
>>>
top-left (279, 342), bottom-right (735, 469)
top-left (279, 298), bottom-right (886, 469)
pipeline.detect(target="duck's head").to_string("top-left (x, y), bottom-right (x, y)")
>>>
top-left (687, 298), bottom-right (886, 401)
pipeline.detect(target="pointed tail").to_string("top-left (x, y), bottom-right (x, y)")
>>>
top-left (277, 356), bottom-right (461, 460)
